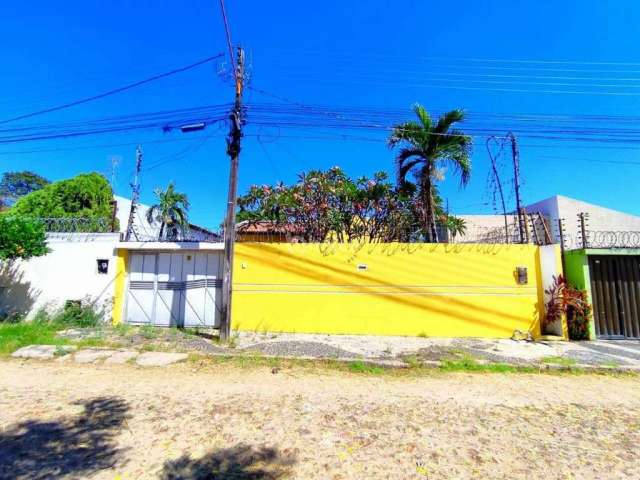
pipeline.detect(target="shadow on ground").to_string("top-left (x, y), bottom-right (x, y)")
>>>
top-left (0, 396), bottom-right (130, 480)
top-left (161, 444), bottom-right (297, 480)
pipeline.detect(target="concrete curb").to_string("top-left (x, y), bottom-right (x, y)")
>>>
top-left (7, 344), bottom-right (640, 374)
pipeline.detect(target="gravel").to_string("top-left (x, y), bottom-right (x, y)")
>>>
top-left (241, 340), bottom-right (359, 359)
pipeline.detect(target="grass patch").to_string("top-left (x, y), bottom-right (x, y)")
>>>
top-left (439, 355), bottom-right (537, 374)
top-left (601, 360), bottom-right (621, 368)
top-left (347, 360), bottom-right (384, 375)
top-left (139, 325), bottom-right (160, 340)
top-left (170, 351), bottom-right (635, 378)
top-left (541, 356), bottom-right (577, 367)
top-left (0, 320), bottom-right (68, 356)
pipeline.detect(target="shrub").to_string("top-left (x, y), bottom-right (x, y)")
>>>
top-left (567, 295), bottom-right (591, 340)
top-left (10, 172), bottom-right (115, 232)
top-left (0, 216), bottom-right (49, 260)
top-left (544, 275), bottom-right (591, 339)
top-left (52, 300), bottom-right (103, 328)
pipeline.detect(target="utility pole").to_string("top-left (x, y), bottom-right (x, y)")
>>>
top-left (508, 132), bottom-right (525, 243)
top-left (125, 146), bottom-right (143, 241)
top-left (219, 46), bottom-right (245, 341)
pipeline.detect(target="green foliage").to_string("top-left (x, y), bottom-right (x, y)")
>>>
top-left (541, 356), bottom-right (577, 366)
top-left (348, 360), bottom-right (384, 374)
top-left (9, 173), bottom-right (114, 232)
top-left (0, 301), bottom-right (104, 355)
top-left (0, 171), bottom-right (49, 207)
top-left (442, 215), bottom-right (467, 240)
top-left (146, 182), bottom-right (190, 240)
top-left (544, 275), bottom-right (591, 339)
top-left (53, 300), bottom-right (103, 328)
top-left (0, 216), bottom-right (49, 260)
top-left (0, 319), bottom-right (67, 356)
top-left (237, 167), bottom-right (423, 242)
top-left (389, 104), bottom-right (472, 242)
top-left (567, 299), bottom-right (592, 340)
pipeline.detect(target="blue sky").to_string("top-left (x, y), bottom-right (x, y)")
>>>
top-left (2, 0), bottom-right (640, 229)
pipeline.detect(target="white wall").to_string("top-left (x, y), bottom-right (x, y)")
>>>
top-left (527, 195), bottom-right (640, 247)
top-left (0, 233), bottom-right (120, 319)
top-left (455, 214), bottom-right (522, 243)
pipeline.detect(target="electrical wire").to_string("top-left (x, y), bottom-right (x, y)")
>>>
top-left (0, 53), bottom-right (225, 125)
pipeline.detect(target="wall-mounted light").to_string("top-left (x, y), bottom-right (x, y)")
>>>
top-left (516, 266), bottom-right (528, 285)
top-left (97, 259), bottom-right (109, 274)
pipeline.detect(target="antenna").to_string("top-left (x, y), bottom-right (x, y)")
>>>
top-left (110, 155), bottom-right (121, 194)
top-left (125, 146), bottom-right (143, 241)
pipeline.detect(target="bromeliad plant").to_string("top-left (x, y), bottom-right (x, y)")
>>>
top-left (544, 275), bottom-right (591, 339)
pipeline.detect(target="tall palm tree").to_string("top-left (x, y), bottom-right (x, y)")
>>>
top-left (146, 182), bottom-right (190, 240)
top-left (389, 104), bottom-right (472, 242)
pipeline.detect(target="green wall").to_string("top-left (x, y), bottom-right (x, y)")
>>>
top-left (563, 249), bottom-right (595, 339)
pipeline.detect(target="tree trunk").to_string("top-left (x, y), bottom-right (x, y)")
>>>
top-left (422, 171), bottom-right (435, 243)
top-left (422, 170), bottom-right (435, 243)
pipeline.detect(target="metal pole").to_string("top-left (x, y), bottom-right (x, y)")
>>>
top-left (220, 46), bottom-right (244, 341)
top-left (558, 218), bottom-right (567, 274)
top-left (508, 132), bottom-right (525, 243)
top-left (579, 212), bottom-right (588, 249)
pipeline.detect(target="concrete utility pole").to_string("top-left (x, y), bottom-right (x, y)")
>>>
top-left (508, 132), bottom-right (525, 243)
top-left (219, 46), bottom-right (245, 341)
top-left (125, 146), bottom-right (143, 241)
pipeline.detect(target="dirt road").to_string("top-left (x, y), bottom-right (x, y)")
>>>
top-left (1, 360), bottom-right (639, 479)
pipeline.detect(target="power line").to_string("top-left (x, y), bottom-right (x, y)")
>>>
top-left (0, 54), bottom-right (225, 126)
top-left (268, 48), bottom-right (640, 68)
top-left (265, 74), bottom-right (640, 97)
top-left (218, 0), bottom-right (236, 75)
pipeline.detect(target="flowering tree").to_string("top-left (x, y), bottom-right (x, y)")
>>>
top-left (237, 167), bottom-right (422, 242)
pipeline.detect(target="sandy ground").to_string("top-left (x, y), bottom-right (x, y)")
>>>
top-left (1, 360), bottom-right (640, 479)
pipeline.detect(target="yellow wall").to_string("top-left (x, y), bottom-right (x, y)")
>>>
top-left (232, 242), bottom-right (557, 338)
top-left (111, 249), bottom-right (128, 325)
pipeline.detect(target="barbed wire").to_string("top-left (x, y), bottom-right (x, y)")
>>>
top-left (39, 217), bottom-right (112, 233)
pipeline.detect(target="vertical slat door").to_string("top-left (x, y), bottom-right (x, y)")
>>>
top-left (619, 256), bottom-right (640, 338)
top-left (589, 255), bottom-right (640, 339)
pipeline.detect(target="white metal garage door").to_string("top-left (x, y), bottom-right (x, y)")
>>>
top-left (125, 251), bottom-right (222, 328)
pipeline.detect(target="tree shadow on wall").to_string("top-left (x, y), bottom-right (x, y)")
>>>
top-left (161, 444), bottom-right (297, 480)
top-left (0, 396), bottom-right (130, 480)
top-left (0, 261), bottom-right (41, 320)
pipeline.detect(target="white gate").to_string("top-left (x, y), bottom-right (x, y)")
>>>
top-left (125, 251), bottom-right (222, 328)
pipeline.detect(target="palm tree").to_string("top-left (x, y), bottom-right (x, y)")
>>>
top-left (444, 215), bottom-right (467, 241)
top-left (146, 182), bottom-right (190, 240)
top-left (389, 104), bottom-right (472, 242)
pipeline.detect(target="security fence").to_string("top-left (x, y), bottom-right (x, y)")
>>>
top-left (558, 212), bottom-right (640, 250)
